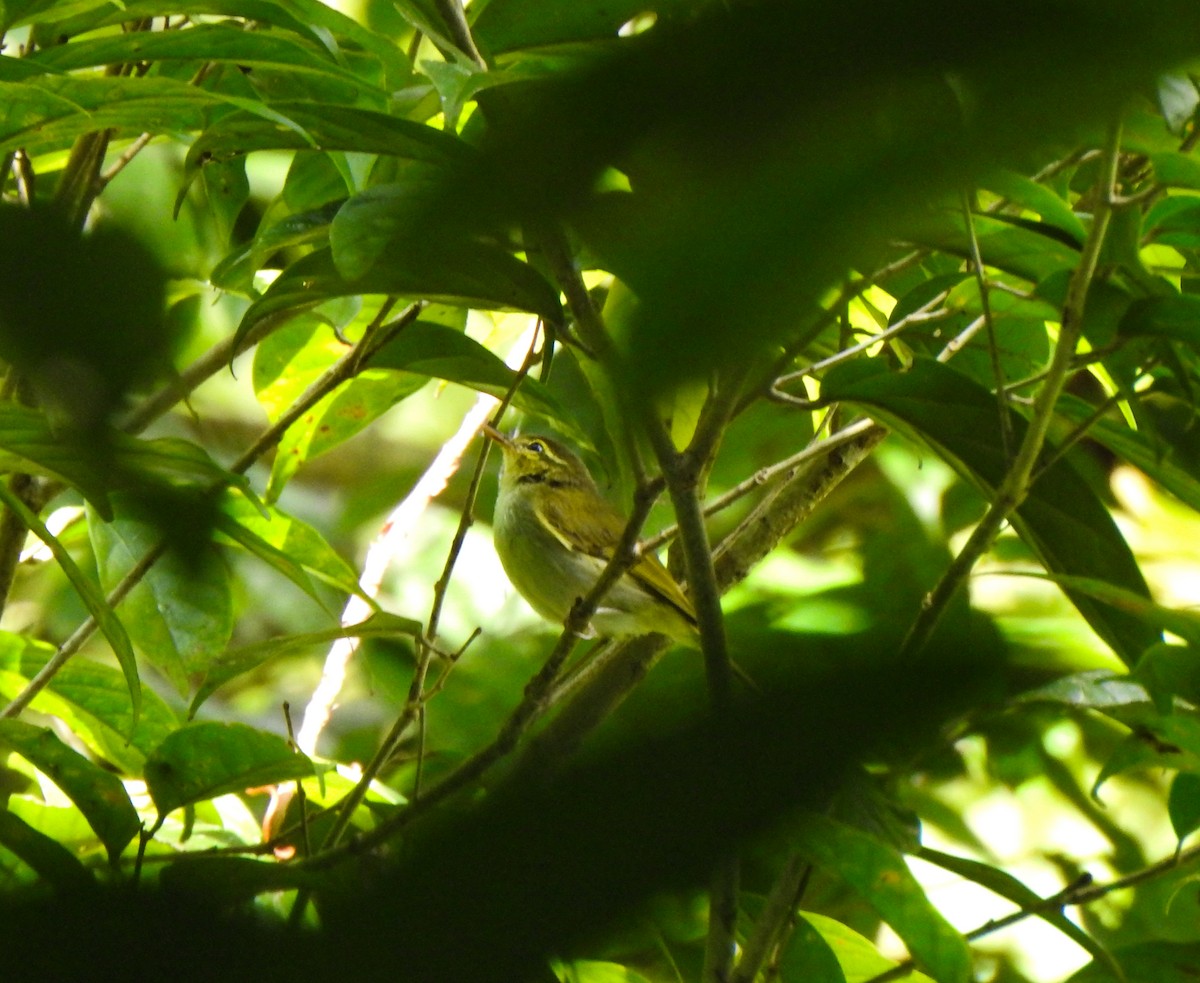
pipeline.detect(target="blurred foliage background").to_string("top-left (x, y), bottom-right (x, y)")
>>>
top-left (2, 1), bottom-right (1200, 981)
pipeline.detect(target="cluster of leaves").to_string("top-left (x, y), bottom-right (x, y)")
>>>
top-left (4, 0), bottom-right (1200, 981)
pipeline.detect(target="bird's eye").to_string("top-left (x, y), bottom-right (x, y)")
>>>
top-left (527, 440), bottom-right (544, 454)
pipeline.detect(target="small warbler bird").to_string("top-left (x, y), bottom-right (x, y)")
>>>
top-left (483, 425), bottom-right (698, 642)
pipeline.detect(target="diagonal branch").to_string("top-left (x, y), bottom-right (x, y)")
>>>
top-left (900, 117), bottom-right (1124, 659)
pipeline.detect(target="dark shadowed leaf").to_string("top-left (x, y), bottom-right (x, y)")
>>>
top-left (0, 720), bottom-right (140, 862)
top-left (0, 810), bottom-right (95, 892)
top-left (236, 246), bottom-right (561, 348)
top-left (820, 357), bottom-right (1158, 663)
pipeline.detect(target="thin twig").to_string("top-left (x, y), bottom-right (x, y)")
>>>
top-left (293, 325), bottom-right (543, 868)
top-left (773, 300), bottom-right (953, 392)
top-left (729, 854), bottom-right (810, 983)
top-left (295, 467), bottom-right (668, 870)
top-left (643, 418), bottom-right (878, 552)
top-left (231, 303), bottom-right (423, 474)
top-left (703, 854), bottom-right (740, 983)
top-left (97, 132), bottom-right (153, 188)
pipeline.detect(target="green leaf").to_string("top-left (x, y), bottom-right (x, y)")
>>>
top-left (210, 200), bottom-right (342, 293)
top-left (89, 505), bottom-right (233, 697)
top-left (1002, 572), bottom-right (1200, 648)
top-left (0, 633), bottom-right (177, 774)
top-left (0, 719), bottom-right (140, 862)
top-left (1151, 153), bottom-right (1200, 190)
top-left (265, 370), bottom-right (425, 501)
top-left (158, 855), bottom-right (322, 902)
top-left (918, 847), bottom-right (1119, 976)
top-left (184, 102), bottom-right (470, 176)
top-left (0, 405), bottom-right (245, 520)
top-left (1067, 941), bottom-right (1200, 983)
top-left (143, 721), bottom-right (314, 818)
top-left (216, 489), bottom-right (366, 602)
top-left (1169, 772), bottom-right (1200, 844)
top-left (198, 156), bottom-right (250, 251)
top-left (1016, 669), bottom-right (1151, 711)
top-left (1144, 197), bottom-right (1200, 249)
top-left (1093, 716), bottom-right (1200, 796)
top-left (0, 483), bottom-right (140, 721)
top-left (0, 75), bottom-right (221, 156)
top-left (26, 23), bottom-right (378, 93)
top-left (1134, 643), bottom-right (1200, 711)
top-left (1054, 394), bottom-right (1200, 514)
top-left (777, 912), bottom-right (847, 983)
top-left (0, 809), bottom-right (94, 893)
top-left (821, 357), bottom-right (1159, 664)
top-left (793, 813), bottom-right (970, 983)
top-left (901, 211), bottom-right (1081, 284)
top-left (189, 612), bottom-right (422, 715)
top-left (979, 171), bottom-right (1086, 245)
top-left (366, 320), bottom-right (570, 423)
top-left (798, 911), bottom-right (934, 983)
top-left (1119, 294), bottom-right (1200, 343)
top-left (236, 245), bottom-right (561, 349)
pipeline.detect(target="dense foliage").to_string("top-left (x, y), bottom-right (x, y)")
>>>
top-left (3, 1), bottom-right (1200, 981)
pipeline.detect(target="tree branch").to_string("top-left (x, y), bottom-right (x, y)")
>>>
top-left (900, 117), bottom-right (1124, 659)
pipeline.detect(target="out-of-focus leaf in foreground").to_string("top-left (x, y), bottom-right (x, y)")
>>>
top-left (428, 0), bottom-right (1200, 393)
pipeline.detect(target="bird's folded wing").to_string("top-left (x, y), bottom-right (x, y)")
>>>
top-left (536, 496), bottom-right (696, 623)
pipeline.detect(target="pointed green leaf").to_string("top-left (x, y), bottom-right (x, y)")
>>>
top-left (144, 721), bottom-right (314, 818)
top-left (237, 244), bottom-right (561, 348)
top-left (0, 719), bottom-right (139, 862)
top-left (26, 23), bottom-right (378, 94)
top-left (1016, 669), bottom-right (1150, 711)
top-left (778, 913), bottom-right (847, 983)
top-left (365, 320), bottom-right (571, 423)
top-left (979, 171), bottom-right (1086, 245)
top-left (798, 911), bottom-right (935, 983)
top-left (0, 483), bottom-right (140, 721)
top-left (919, 847), bottom-right (1119, 977)
top-left (1000, 572), bottom-right (1200, 648)
top-left (189, 612), bottom-right (422, 715)
top-left (821, 357), bottom-right (1158, 663)
top-left (216, 489), bottom-right (367, 602)
top-left (793, 813), bottom-right (970, 983)
top-left (0, 75), bottom-right (221, 156)
top-left (904, 211), bottom-right (1080, 283)
top-left (1134, 643), bottom-right (1200, 711)
top-left (1169, 773), bottom-right (1200, 845)
top-left (0, 633), bottom-right (177, 773)
top-left (184, 102), bottom-right (469, 176)
top-left (265, 371), bottom-right (426, 501)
